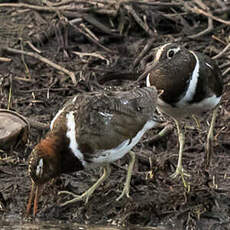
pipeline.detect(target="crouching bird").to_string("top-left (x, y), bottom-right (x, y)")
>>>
top-left (26, 87), bottom-right (162, 216)
top-left (144, 43), bottom-right (223, 186)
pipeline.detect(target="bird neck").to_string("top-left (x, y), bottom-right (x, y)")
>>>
top-left (43, 132), bottom-right (84, 174)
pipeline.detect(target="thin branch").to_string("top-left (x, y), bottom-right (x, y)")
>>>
top-left (124, 4), bottom-right (155, 37)
top-left (2, 47), bottom-right (77, 85)
top-left (188, 16), bottom-right (213, 39)
top-left (212, 43), bottom-right (230, 60)
top-left (193, 7), bottom-right (230, 25)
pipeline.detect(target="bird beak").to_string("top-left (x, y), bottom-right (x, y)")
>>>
top-left (136, 61), bottom-right (159, 83)
top-left (26, 181), bottom-right (43, 217)
top-left (157, 89), bottom-right (164, 97)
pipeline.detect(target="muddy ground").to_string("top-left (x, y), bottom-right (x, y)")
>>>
top-left (0, 1), bottom-right (230, 229)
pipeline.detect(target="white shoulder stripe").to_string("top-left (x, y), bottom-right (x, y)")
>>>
top-left (66, 111), bottom-right (85, 165)
top-left (176, 50), bottom-right (199, 107)
top-left (146, 73), bottom-right (151, 87)
top-left (50, 107), bottom-right (65, 130)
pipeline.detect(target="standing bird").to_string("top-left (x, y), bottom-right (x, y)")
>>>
top-left (26, 87), bottom-right (162, 216)
top-left (144, 43), bottom-right (223, 184)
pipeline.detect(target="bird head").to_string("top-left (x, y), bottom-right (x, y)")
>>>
top-left (26, 137), bottom-right (61, 217)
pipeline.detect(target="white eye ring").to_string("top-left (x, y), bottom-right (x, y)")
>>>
top-left (166, 47), bottom-right (181, 59)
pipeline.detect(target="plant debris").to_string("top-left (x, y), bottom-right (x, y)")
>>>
top-left (0, 0), bottom-right (230, 229)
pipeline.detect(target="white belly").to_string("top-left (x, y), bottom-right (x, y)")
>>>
top-left (158, 95), bottom-right (221, 119)
top-left (86, 120), bottom-right (157, 166)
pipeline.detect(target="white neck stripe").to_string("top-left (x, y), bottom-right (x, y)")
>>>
top-left (176, 50), bottom-right (200, 106)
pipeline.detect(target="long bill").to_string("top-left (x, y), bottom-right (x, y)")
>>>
top-left (127, 61), bottom-right (158, 88)
top-left (26, 181), bottom-right (43, 217)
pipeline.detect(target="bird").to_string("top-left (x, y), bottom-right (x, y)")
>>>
top-left (143, 43), bottom-right (223, 185)
top-left (26, 86), bottom-right (162, 216)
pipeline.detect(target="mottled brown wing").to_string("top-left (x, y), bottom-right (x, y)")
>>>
top-left (195, 53), bottom-right (223, 99)
top-left (75, 88), bottom-right (158, 156)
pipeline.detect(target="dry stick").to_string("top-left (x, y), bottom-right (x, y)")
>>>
top-left (127, 0), bottom-right (181, 6)
top-left (188, 16), bottom-right (213, 39)
top-left (184, 0), bottom-right (214, 38)
top-left (222, 67), bottom-right (230, 77)
top-left (193, 7), bottom-right (230, 25)
top-left (183, 0), bottom-right (230, 26)
top-left (0, 3), bottom-right (70, 11)
top-left (133, 38), bottom-right (155, 68)
top-left (43, 0), bottom-right (79, 7)
top-left (2, 47), bottom-right (77, 85)
top-left (193, 0), bottom-right (207, 10)
top-left (27, 119), bottom-right (49, 130)
top-left (46, 0), bottom-right (116, 6)
top-left (124, 4), bottom-right (155, 37)
top-left (0, 57), bottom-right (11, 62)
top-left (69, 21), bottom-right (115, 54)
top-left (212, 43), bottom-right (230, 60)
top-left (83, 14), bottom-right (121, 37)
top-left (212, 35), bottom-right (227, 45)
top-left (0, 2), bottom-right (115, 14)
top-left (219, 62), bottom-right (230, 69)
top-left (143, 124), bottom-right (173, 145)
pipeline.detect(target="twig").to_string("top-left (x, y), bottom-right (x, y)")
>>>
top-left (69, 21), bottom-right (115, 54)
top-left (2, 47), bottom-right (77, 85)
top-left (133, 38), bottom-right (155, 68)
top-left (124, 4), bottom-right (155, 37)
top-left (212, 35), bottom-right (227, 45)
top-left (182, 0), bottom-right (230, 26)
top-left (184, 0), bottom-right (214, 38)
top-left (79, 23), bottom-right (99, 41)
top-left (188, 16), bottom-right (213, 39)
top-left (73, 51), bottom-right (110, 65)
top-left (127, 1), bottom-right (181, 7)
top-left (193, 7), bottom-right (230, 25)
top-left (212, 43), bottom-right (230, 60)
top-left (27, 118), bottom-right (49, 130)
top-left (222, 67), bottom-right (230, 77)
top-left (83, 14), bottom-right (121, 37)
top-left (26, 41), bottom-right (42, 54)
top-left (219, 62), bottom-right (230, 69)
top-left (0, 3), bottom-right (70, 12)
top-left (0, 2), bottom-right (118, 16)
top-left (143, 124), bottom-right (173, 145)
top-left (0, 57), bottom-right (11, 62)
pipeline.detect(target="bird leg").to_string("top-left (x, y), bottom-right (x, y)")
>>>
top-left (26, 181), bottom-right (43, 217)
top-left (205, 107), bottom-right (218, 169)
top-left (58, 164), bottom-right (111, 207)
top-left (170, 119), bottom-right (190, 187)
top-left (116, 151), bottom-right (135, 201)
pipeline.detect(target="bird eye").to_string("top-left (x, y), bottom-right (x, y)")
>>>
top-left (166, 47), bottom-right (181, 59)
top-left (137, 106), bottom-right (142, 111)
top-left (167, 49), bottom-right (175, 59)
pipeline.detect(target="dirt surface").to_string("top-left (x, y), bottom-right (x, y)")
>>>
top-left (0, 1), bottom-right (230, 229)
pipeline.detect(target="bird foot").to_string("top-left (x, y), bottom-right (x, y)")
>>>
top-left (116, 184), bottom-right (130, 201)
top-left (58, 189), bottom-right (93, 207)
top-left (170, 167), bottom-right (190, 188)
top-left (58, 165), bottom-right (110, 207)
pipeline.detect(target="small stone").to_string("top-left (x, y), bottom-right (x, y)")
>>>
top-left (0, 109), bottom-right (30, 150)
